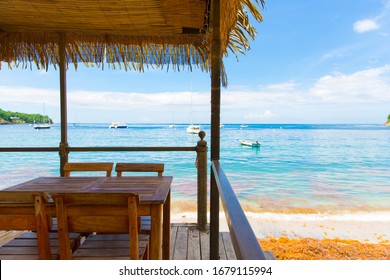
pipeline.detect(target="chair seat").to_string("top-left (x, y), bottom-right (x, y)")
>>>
top-left (0, 231), bottom-right (81, 260)
top-left (72, 234), bottom-right (149, 260)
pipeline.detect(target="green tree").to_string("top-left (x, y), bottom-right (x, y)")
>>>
top-left (0, 108), bottom-right (53, 124)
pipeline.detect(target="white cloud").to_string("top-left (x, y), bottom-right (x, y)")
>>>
top-left (353, 19), bottom-right (379, 33)
top-left (309, 65), bottom-right (390, 103)
top-left (244, 110), bottom-right (276, 121)
top-left (264, 81), bottom-right (297, 92)
top-left (2, 65), bottom-right (390, 123)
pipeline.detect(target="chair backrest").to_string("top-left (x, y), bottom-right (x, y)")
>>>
top-left (63, 162), bottom-right (114, 177)
top-left (115, 163), bottom-right (164, 177)
top-left (0, 191), bottom-right (51, 259)
top-left (51, 192), bottom-right (140, 260)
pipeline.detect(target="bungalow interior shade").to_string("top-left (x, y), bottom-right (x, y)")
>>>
top-left (0, 0), bottom-right (264, 86)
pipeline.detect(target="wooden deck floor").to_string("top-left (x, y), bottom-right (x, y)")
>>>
top-left (0, 223), bottom-right (236, 260)
top-left (170, 223), bottom-right (236, 260)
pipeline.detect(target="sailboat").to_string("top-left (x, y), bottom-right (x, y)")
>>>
top-left (168, 112), bottom-right (176, 129)
top-left (186, 91), bottom-right (201, 134)
top-left (34, 123), bottom-right (51, 129)
top-left (34, 103), bottom-right (51, 129)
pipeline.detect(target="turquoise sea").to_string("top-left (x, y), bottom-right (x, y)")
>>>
top-left (1, 123), bottom-right (390, 240)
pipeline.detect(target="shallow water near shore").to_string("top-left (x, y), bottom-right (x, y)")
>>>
top-left (1, 123), bottom-right (389, 242)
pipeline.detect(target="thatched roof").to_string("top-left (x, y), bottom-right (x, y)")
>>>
top-left (0, 0), bottom-right (264, 85)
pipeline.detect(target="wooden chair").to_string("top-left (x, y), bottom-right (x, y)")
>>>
top-left (0, 191), bottom-right (71, 260)
top-left (63, 162), bottom-right (114, 177)
top-left (52, 192), bottom-right (149, 260)
top-left (115, 163), bottom-right (164, 177)
top-left (115, 163), bottom-right (165, 233)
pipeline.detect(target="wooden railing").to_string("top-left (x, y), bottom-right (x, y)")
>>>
top-left (210, 160), bottom-right (267, 260)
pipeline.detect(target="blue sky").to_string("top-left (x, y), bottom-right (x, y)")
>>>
top-left (1, 0), bottom-right (390, 124)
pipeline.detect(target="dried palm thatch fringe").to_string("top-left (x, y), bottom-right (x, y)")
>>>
top-left (0, 0), bottom-right (265, 87)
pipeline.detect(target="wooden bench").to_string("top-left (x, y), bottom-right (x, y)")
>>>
top-left (52, 192), bottom-right (149, 260)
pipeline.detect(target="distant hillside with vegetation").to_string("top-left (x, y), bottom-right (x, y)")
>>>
top-left (386, 114), bottom-right (390, 126)
top-left (0, 108), bottom-right (53, 124)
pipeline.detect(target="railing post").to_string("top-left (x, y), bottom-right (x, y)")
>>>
top-left (210, 0), bottom-right (221, 260)
top-left (196, 131), bottom-right (207, 231)
top-left (58, 32), bottom-right (68, 176)
top-left (210, 165), bottom-right (220, 259)
top-left (59, 142), bottom-right (69, 177)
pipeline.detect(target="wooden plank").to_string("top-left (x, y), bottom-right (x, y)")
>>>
top-left (16, 232), bottom-right (80, 240)
top-left (1, 223), bottom-right (239, 260)
top-left (63, 162), bottom-right (114, 177)
top-left (86, 234), bottom-right (129, 241)
top-left (115, 163), bottom-right (164, 177)
top-left (0, 254), bottom-right (58, 260)
top-left (5, 238), bottom-right (77, 249)
top-left (172, 226), bottom-right (188, 260)
top-left (218, 232), bottom-right (227, 260)
top-left (72, 234), bottom-right (148, 260)
top-left (170, 225), bottom-right (178, 259)
top-left (187, 226), bottom-right (201, 260)
top-left (200, 227), bottom-right (210, 260)
top-left (221, 232), bottom-right (236, 260)
top-left (0, 230), bottom-right (23, 246)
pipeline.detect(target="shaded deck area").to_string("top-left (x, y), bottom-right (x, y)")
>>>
top-left (0, 224), bottom-right (237, 260)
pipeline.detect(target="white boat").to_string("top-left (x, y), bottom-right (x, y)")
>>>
top-left (186, 125), bottom-right (201, 134)
top-left (33, 103), bottom-right (51, 129)
top-left (168, 113), bottom-right (176, 129)
top-left (239, 139), bottom-right (260, 147)
top-left (34, 123), bottom-right (51, 129)
top-left (240, 124), bottom-right (248, 129)
top-left (109, 122), bottom-right (127, 129)
top-left (186, 92), bottom-right (201, 134)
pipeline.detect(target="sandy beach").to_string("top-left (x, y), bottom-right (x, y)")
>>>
top-left (173, 211), bottom-right (390, 242)
top-left (171, 201), bottom-right (390, 242)
top-left (171, 203), bottom-right (390, 259)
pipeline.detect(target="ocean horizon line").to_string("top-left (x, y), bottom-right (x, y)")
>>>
top-left (9, 122), bottom-right (389, 128)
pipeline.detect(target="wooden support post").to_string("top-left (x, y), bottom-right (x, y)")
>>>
top-left (210, 167), bottom-right (220, 259)
top-left (58, 32), bottom-right (69, 176)
top-left (196, 131), bottom-right (207, 231)
top-left (210, 0), bottom-right (222, 260)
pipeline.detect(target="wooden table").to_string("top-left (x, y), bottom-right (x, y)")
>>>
top-left (4, 176), bottom-right (173, 260)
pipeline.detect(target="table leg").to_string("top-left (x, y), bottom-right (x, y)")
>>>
top-left (162, 190), bottom-right (171, 260)
top-left (150, 204), bottom-right (163, 260)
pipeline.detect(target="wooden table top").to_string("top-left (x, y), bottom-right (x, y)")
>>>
top-left (4, 176), bottom-right (173, 204)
